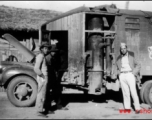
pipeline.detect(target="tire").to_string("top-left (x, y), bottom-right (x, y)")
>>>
top-left (143, 82), bottom-right (152, 107)
top-left (140, 81), bottom-right (152, 103)
top-left (7, 75), bottom-right (38, 107)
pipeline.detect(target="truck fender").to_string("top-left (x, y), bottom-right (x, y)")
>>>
top-left (1, 66), bottom-right (37, 87)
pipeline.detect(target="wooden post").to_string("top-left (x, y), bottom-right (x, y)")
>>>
top-left (39, 26), bottom-right (42, 46)
top-left (26, 39), bottom-right (30, 50)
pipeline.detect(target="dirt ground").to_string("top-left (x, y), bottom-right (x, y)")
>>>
top-left (0, 91), bottom-right (152, 119)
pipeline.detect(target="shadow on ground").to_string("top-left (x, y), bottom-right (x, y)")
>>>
top-left (58, 89), bottom-right (124, 107)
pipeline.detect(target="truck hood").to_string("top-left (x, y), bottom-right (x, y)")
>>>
top-left (2, 34), bottom-right (35, 62)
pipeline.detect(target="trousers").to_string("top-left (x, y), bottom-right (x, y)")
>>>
top-left (119, 72), bottom-right (140, 110)
top-left (35, 75), bottom-right (49, 112)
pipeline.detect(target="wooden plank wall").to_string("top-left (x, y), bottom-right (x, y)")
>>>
top-left (46, 13), bottom-right (85, 83)
top-left (46, 13), bottom-right (84, 68)
top-left (47, 16), bottom-right (68, 31)
top-left (68, 13), bottom-right (85, 85)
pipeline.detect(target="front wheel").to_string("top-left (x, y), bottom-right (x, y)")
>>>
top-left (7, 75), bottom-right (38, 107)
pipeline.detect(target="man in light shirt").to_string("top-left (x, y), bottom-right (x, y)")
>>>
top-left (34, 42), bottom-right (51, 117)
top-left (114, 43), bottom-right (141, 114)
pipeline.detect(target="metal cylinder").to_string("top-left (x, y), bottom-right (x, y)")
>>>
top-left (88, 17), bottom-right (103, 30)
top-left (86, 17), bottom-right (104, 94)
top-left (87, 34), bottom-right (103, 94)
top-left (106, 37), bottom-right (112, 76)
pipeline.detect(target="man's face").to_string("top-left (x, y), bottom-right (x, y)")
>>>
top-left (42, 47), bottom-right (49, 55)
top-left (50, 52), bottom-right (55, 56)
top-left (120, 46), bottom-right (127, 55)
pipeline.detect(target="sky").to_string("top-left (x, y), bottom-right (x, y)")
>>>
top-left (0, 1), bottom-right (152, 12)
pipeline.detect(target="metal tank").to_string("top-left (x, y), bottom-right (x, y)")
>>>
top-left (87, 17), bottom-right (104, 94)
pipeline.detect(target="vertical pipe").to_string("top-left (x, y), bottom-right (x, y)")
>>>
top-left (87, 17), bottom-right (104, 94)
top-left (99, 38), bottom-right (104, 89)
top-left (39, 26), bottom-right (42, 46)
top-left (106, 37), bottom-right (112, 76)
top-left (100, 38), bottom-right (105, 73)
top-left (88, 34), bottom-right (103, 94)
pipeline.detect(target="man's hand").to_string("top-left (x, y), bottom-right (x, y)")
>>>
top-left (111, 74), bottom-right (117, 80)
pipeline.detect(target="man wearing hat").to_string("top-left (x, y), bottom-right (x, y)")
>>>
top-left (46, 39), bottom-right (69, 111)
top-left (113, 43), bottom-right (141, 113)
top-left (34, 42), bottom-right (51, 117)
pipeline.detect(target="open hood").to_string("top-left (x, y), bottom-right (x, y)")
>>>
top-left (2, 34), bottom-right (35, 62)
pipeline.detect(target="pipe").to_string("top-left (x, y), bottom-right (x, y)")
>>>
top-left (105, 37), bottom-right (112, 76)
top-left (38, 26), bottom-right (42, 46)
top-left (87, 34), bottom-right (110, 94)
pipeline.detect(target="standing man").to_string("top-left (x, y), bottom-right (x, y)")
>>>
top-left (53, 49), bottom-right (69, 110)
top-left (46, 40), bottom-right (68, 110)
top-left (114, 43), bottom-right (141, 113)
top-left (34, 42), bottom-right (51, 117)
top-left (45, 44), bottom-right (59, 110)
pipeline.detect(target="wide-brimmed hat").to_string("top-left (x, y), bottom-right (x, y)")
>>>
top-left (39, 42), bottom-right (51, 50)
top-left (49, 45), bottom-right (59, 52)
top-left (40, 42), bottom-right (59, 52)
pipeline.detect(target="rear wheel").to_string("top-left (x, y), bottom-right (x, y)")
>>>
top-left (143, 82), bottom-right (152, 107)
top-left (140, 81), bottom-right (152, 103)
top-left (7, 75), bottom-right (38, 107)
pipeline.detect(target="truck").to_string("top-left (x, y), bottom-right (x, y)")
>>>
top-left (0, 4), bottom-right (152, 107)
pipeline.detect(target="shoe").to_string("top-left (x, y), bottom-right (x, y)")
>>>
top-left (135, 110), bottom-right (140, 114)
top-left (124, 109), bottom-right (131, 113)
top-left (57, 105), bottom-right (69, 110)
top-left (59, 107), bottom-right (69, 110)
top-left (48, 111), bottom-right (55, 114)
top-left (37, 112), bottom-right (48, 118)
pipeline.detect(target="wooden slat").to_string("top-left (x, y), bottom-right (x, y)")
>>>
top-left (51, 22), bottom-right (53, 31)
top-left (81, 12), bottom-right (85, 85)
top-left (77, 13), bottom-right (82, 64)
top-left (64, 17), bottom-right (68, 30)
top-left (53, 20), bottom-right (56, 30)
top-left (61, 17), bottom-right (68, 30)
top-left (58, 19), bottom-right (62, 30)
top-left (46, 23), bottom-right (50, 30)
top-left (56, 20), bottom-right (58, 30)
top-left (67, 15), bottom-right (71, 68)
top-left (52, 21), bottom-right (55, 30)
top-left (48, 22), bottom-right (52, 31)
top-left (61, 17), bottom-right (64, 30)
top-left (56, 20), bottom-right (59, 30)
top-left (71, 14), bottom-right (76, 58)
